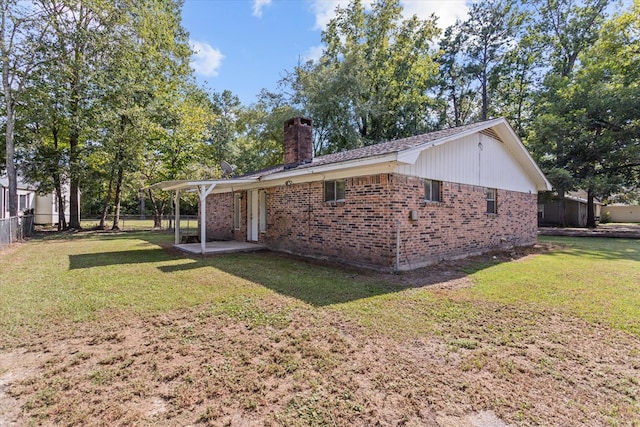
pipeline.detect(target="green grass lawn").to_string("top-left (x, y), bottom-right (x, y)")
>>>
top-left (1, 231), bottom-right (638, 338)
top-left (1, 231), bottom-right (638, 426)
top-left (467, 236), bottom-right (640, 335)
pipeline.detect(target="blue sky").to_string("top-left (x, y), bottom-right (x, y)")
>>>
top-left (181, 0), bottom-right (470, 105)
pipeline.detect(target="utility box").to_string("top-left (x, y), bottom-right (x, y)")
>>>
top-left (409, 210), bottom-right (418, 221)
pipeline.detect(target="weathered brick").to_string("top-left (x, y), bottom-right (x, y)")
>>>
top-left (206, 173), bottom-right (538, 271)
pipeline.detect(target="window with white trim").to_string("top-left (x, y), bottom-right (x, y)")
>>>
top-left (233, 193), bottom-right (241, 229)
top-left (486, 188), bottom-right (497, 214)
top-left (19, 194), bottom-right (28, 211)
top-left (324, 180), bottom-right (345, 202)
top-left (424, 179), bottom-right (441, 202)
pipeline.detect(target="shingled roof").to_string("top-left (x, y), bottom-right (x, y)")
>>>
top-left (241, 120), bottom-right (495, 180)
top-left (150, 117), bottom-right (550, 194)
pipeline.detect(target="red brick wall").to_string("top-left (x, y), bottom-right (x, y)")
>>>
top-left (390, 176), bottom-right (538, 270)
top-left (263, 175), bottom-right (395, 269)
top-left (205, 191), bottom-right (247, 241)
top-left (205, 173), bottom-right (538, 271)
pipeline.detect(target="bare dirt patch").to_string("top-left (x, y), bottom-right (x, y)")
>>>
top-left (1, 282), bottom-right (638, 427)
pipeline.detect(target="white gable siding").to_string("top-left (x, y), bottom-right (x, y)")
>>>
top-left (395, 133), bottom-right (537, 193)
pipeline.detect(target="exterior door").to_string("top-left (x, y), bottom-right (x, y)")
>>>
top-left (247, 190), bottom-right (259, 242)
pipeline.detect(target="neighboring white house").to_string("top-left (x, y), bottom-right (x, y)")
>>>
top-left (603, 205), bottom-right (640, 223)
top-left (0, 175), bottom-right (71, 225)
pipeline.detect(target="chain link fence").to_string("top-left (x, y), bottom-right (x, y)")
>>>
top-left (81, 215), bottom-right (199, 233)
top-left (0, 215), bottom-right (35, 249)
top-left (1, 215), bottom-right (198, 249)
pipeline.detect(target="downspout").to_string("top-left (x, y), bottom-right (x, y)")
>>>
top-left (394, 219), bottom-right (401, 274)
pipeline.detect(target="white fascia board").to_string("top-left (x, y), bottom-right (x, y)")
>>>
top-left (206, 156), bottom-right (398, 194)
top-left (259, 153), bottom-right (398, 182)
top-left (149, 178), bottom-right (257, 192)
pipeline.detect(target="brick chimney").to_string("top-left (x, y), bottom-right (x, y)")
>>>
top-left (283, 117), bottom-right (313, 169)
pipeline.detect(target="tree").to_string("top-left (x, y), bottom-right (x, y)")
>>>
top-left (435, 24), bottom-right (479, 127)
top-left (1, 0), bottom-right (49, 217)
top-left (38, 0), bottom-right (119, 229)
top-left (529, 1), bottom-right (639, 227)
top-left (528, 0), bottom-right (612, 78)
top-left (286, 0), bottom-right (440, 153)
top-left (526, 0), bottom-right (618, 226)
top-left (459, 0), bottom-right (526, 121)
top-left (97, 0), bottom-right (192, 230)
top-left (230, 90), bottom-right (300, 174)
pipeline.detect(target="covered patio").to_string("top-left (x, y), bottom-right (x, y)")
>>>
top-left (149, 178), bottom-right (257, 254)
top-left (175, 240), bottom-right (265, 255)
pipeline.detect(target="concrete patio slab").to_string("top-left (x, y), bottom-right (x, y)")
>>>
top-left (175, 241), bottom-right (266, 255)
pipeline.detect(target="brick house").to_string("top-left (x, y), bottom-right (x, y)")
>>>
top-left (153, 117), bottom-right (550, 272)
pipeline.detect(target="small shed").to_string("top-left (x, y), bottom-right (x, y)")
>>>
top-left (538, 190), bottom-right (602, 228)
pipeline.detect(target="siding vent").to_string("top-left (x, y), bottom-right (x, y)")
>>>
top-left (480, 128), bottom-right (502, 142)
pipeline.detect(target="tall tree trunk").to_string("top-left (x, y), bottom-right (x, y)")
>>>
top-left (111, 115), bottom-right (129, 231)
top-left (67, 4), bottom-right (85, 230)
top-left (452, 90), bottom-right (460, 127)
top-left (481, 69), bottom-right (488, 121)
top-left (99, 166), bottom-right (115, 229)
top-left (111, 164), bottom-right (123, 230)
top-left (2, 24), bottom-right (17, 217)
top-left (54, 183), bottom-right (66, 231)
top-left (51, 125), bottom-right (67, 230)
top-left (3, 98), bottom-right (17, 217)
top-left (586, 189), bottom-right (596, 229)
top-left (147, 189), bottom-right (164, 229)
top-left (68, 69), bottom-right (81, 229)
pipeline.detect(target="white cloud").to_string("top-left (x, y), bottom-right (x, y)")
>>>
top-left (252, 0), bottom-right (272, 17)
top-left (309, 0), bottom-right (364, 30)
top-left (190, 40), bottom-right (224, 77)
top-left (303, 44), bottom-right (325, 63)
top-left (401, 0), bottom-right (469, 30)
top-left (308, 0), bottom-right (469, 32)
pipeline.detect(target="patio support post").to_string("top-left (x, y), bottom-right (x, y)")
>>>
top-left (174, 190), bottom-right (181, 245)
top-left (198, 184), bottom-right (217, 254)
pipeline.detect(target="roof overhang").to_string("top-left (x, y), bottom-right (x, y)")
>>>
top-left (148, 178), bottom-right (258, 193)
top-left (397, 118), bottom-right (552, 192)
top-left (149, 118), bottom-right (552, 195)
top-left (259, 153), bottom-right (398, 182)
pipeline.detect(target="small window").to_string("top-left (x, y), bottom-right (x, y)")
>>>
top-left (19, 194), bottom-right (28, 211)
top-left (259, 190), bottom-right (267, 232)
top-left (424, 179), bottom-right (441, 202)
top-left (486, 188), bottom-right (497, 214)
top-left (233, 193), bottom-right (241, 229)
top-left (324, 180), bottom-right (345, 202)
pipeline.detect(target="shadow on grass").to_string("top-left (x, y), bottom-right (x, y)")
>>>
top-left (65, 232), bottom-right (640, 307)
top-left (69, 248), bottom-right (172, 269)
top-left (159, 252), bottom-right (412, 306)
